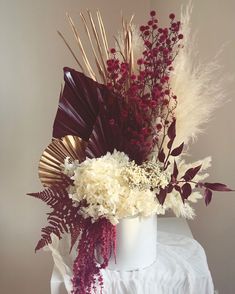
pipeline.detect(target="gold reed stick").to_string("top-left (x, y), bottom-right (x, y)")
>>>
top-left (80, 12), bottom-right (106, 84)
top-left (57, 30), bottom-right (85, 72)
top-left (67, 13), bottom-right (97, 81)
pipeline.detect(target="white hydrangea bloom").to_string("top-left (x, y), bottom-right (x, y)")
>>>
top-left (62, 151), bottom-right (211, 222)
top-left (65, 150), bottom-right (168, 224)
top-left (61, 157), bottom-right (80, 178)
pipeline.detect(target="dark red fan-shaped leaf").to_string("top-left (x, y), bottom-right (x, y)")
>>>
top-left (182, 165), bottom-right (202, 182)
top-left (204, 182), bottom-right (233, 192)
top-left (52, 67), bottom-right (154, 164)
top-left (204, 188), bottom-right (212, 206)
top-left (85, 116), bottom-right (120, 158)
top-left (85, 89), bottom-right (123, 158)
top-left (53, 68), bottom-right (108, 141)
top-left (171, 142), bottom-right (184, 157)
top-left (84, 88), bottom-right (148, 163)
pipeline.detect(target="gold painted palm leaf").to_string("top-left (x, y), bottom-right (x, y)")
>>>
top-left (39, 135), bottom-right (86, 187)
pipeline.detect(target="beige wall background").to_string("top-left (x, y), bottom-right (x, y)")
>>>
top-left (0, 0), bottom-right (234, 293)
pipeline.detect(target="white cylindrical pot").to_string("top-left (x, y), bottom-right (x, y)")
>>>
top-left (107, 214), bottom-right (157, 271)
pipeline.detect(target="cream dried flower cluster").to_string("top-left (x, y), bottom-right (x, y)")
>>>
top-left (61, 151), bottom-right (212, 221)
top-left (61, 150), bottom-right (168, 224)
top-left (122, 160), bottom-right (170, 192)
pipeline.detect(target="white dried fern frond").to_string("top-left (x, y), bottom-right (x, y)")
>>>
top-left (170, 2), bottom-right (227, 147)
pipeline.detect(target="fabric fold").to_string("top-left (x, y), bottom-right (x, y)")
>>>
top-left (49, 231), bottom-right (214, 294)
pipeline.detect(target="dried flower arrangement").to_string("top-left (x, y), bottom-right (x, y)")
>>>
top-left (29, 7), bottom-right (232, 294)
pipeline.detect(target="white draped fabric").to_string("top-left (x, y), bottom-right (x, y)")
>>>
top-left (100, 231), bottom-right (214, 294)
top-left (50, 219), bottom-right (214, 294)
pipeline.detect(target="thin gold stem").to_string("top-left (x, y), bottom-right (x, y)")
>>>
top-left (57, 31), bottom-right (85, 72)
top-left (87, 10), bottom-right (108, 79)
top-left (80, 12), bottom-right (106, 83)
top-left (67, 13), bottom-right (97, 81)
top-left (97, 10), bottom-right (109, 59)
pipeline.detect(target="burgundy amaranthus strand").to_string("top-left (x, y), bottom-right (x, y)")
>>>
top-left (72, 218), bottom-right (116, 294)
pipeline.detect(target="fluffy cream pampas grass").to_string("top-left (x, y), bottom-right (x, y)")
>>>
top-left (170, 3), bottom-right (227, 147)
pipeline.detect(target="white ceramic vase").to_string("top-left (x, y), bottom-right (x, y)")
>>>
top-left (105, 214), bottom-right (158, 271)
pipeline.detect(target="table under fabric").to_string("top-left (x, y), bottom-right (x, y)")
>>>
top-left (50, 218), bottom-right (214, 294)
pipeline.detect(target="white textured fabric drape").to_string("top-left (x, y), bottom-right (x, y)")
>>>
top-left (49, 230), bottom-right (214, 294)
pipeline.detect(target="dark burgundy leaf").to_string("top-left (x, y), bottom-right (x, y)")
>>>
top-left (157, 188), bottom-right (167, 205)
top-left (182, 165), bottom-right (202, 181)
top-left (85, 97), bottom-right (123, 158)
top-left (53, 68), bottom-right (117, 141)
top-left (173, 160), bottom-right (178, 178)
top-left (174, 185), bottom-right (184, 202)
top-left (171, 142), bottom-right (184, 157)
top-left (204, 182), bottom-right (233, 192)
top-left (158, 149), bottom-right (166, 163)
top-left (204, 188), bottom-right (213, 206)
top-left (195, 182), bottom-right (203, 188)
top-left (165, 161), bottom-right (171, 169)
top-left (167, 120), bottom-right (176, 140)
top-left (167, 184), bottom-right (173, 193)
top-left (167, 139), bottom-right (174, 150)
top-left (181, 183), bottom-right (192, 199)
top-left (174, 185), bottom-right (181, 193)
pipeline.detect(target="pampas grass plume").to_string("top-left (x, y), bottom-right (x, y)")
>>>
top-left (170, 2), bottom-right (227, 147)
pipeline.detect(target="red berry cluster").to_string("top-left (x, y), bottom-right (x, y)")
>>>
top-left (106, 11), bottom-right (183, 160)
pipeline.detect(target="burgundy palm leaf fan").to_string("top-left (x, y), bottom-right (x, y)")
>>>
top-left (53, 67), bottom-right (148, 163)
